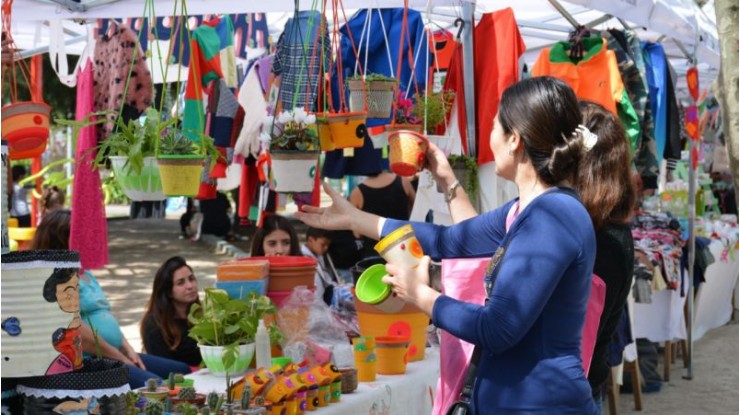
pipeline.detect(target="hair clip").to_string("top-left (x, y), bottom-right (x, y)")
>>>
top-left (575, 125), bottom-right (598, 151)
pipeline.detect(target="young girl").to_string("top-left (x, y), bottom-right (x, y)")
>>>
top-left (250, 215), bottom-right (302, 257)
top-left (140, 256), bottom-right (202, 367)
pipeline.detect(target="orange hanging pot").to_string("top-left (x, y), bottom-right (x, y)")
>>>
top-left (326, 112), bottom-right (367, 149)
top-left (388, 130), bottom-right (429, 177)
top-left (1, 102), bottom-right (51, 160)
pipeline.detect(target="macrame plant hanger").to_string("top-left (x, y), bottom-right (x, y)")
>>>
top-left (1, 0), bottom-right (52, 160)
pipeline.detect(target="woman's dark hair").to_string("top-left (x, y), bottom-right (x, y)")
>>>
top-left (250, 214), bottom-right (301, 256)
top-left (11, 165), bottom-right (26, 182)
top-left (40, 186), bottom-right (66, 217)
top-left (140, 256), bottom-right (199, 351)
top-left (31, 210), bottom-right (71, 250)
top-left (497, 76), bottom-right (583, 186)
top-left (576, 101), bottom-right (637, 229)
top-left (43, 268), bottom-right (77, 302)
top-left (306, 227), bottom-right (331, 241)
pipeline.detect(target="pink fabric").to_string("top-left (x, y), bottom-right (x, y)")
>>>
top-left (581, 274), bottom-right (606, 376)
top-left (505, 201), bottom-right (520, 231)
top-left (432, 258), bottom-right (489, 415)
top-left (69, 60), bottom-right (109, 270)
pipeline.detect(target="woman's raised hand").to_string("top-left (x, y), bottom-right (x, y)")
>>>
top-left (424, 141), bottom-right (456, 187)
top-left (295, 182), bottom-right (358, 232)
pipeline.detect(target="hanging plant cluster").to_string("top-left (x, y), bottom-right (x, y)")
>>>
top-left (262, 108), bottom-right (319, 152)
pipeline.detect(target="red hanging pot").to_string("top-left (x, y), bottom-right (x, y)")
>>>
top-left (1, 101), bottom-right (51, 160)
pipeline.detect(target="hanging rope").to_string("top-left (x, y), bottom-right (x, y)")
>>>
top-left (2, 0), bottom-right (33, 103)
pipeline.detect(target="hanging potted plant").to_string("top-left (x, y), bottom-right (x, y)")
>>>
top-left (156, 131), bottom-right (219, 198)
top-left (262, 108), bottom-right (321, 193)
top-left (347, 73), bottom-right (396, 119)
top-left (387, 91), bottom-right (422, 134)
top-left (413, 90), bottom-right (455, 135)
top-left (188, 289), bottom-right (279, 377)
top-left (446, 154), bottom-right (479, 204)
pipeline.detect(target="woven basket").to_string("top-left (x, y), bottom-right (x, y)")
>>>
top-left (386, 123), bottom-right (423, 134)
top-left (348, 80), bottom-right (396, 119)
top-left (339, 368), bottom-right (358, 393)
top-left (388, 130), bottom-right (429, 177)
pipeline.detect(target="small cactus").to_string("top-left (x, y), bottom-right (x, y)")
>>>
top-left (146, 378), bottom-right (159, 393)
top-left (178, 386), bottom-right (197, 401)
top-left (207, 392), bottom-right (220, 410)
top-left (124, 391), bottom-right (140, 415)
top-left (240, 388), bottom-right (251, 409)
top-left (253, 396), bottom-right (265, 407)
top-left (177, 403), bottom-right (198, 415)
top-left (144, 400), bottom-right (164, 415)
top-left (174, 373), bottom-right (185, 383)
top-left (200, 408), bottom-right (211, 415)
top-left (167, 372), bottom-right (176, 390)
top-left (163, 397), bottom-right (172, 412)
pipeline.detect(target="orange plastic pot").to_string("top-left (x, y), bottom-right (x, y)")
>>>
top-left (326, 112), bottom-right (367, 149)
top-left (312, 113), bottom-right (334, 151)
top-left (388, 130), bottom-right (429, 176)
top-left (375, 336), bottom-right (410, 375)
top-left (355, 360), bottom-right (376, 382)
top-left (317, 384), bottom-right (331, 407)
top-left (355, 306), bottom-right (428, 362)
top-left (216, 259), bottom-right (270, 281)
top-left (2, 102), bottom-right (50, 160)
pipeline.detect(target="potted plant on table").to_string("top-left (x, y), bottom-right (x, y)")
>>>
top-left (188, 289), bottom-right (278, 377)
top-left (347, 73), bottom-right (397, 119)
top-left (262, 108), bottom-right (321, 193)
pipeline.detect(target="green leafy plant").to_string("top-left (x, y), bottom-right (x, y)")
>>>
top-left (159, 132), bottom-right (197, 155)
top-left (347, 72), bottom-right (395, 82)
top-left (262, 109), bottom-right (319, 152)
top-left (188, 289), bottom-right (279, 369)
top-left (413, 90), bottom-right (455, 133)
top-left (448, 154), bottom-right (479, 203)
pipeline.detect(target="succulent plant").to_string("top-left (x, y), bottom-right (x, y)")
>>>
top-left (178, 386), bottom-right (197, 401)
top-left (200, 408), bottom-right (210, 415)
top-left (159, 132), bottom-right (196, 155)
top-left (144, 400), bottom-right (164, 415)
top-left (207, 392), bottom-right (223, 412)
top-left (177, 402), bottom-right (199, 415)
top-left (146, 378), bottom-right (159, 393)
top-left (124, 391), bottom-right (141, 415)
top-left (174, 373), bottom-right (185, 383)
top-left (240, 388), bottom-right (251, 409)
top-left (167, 372), bottom-right (175, 390)
top-left (163, 397), bottom-right (172, 412)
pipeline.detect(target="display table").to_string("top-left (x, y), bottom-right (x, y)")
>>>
top-left (187, 348), bottom-right (440, 415)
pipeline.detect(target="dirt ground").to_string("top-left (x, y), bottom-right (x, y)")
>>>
top-left (97, 216), bottom-right (739, 415)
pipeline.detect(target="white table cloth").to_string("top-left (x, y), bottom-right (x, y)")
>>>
top-left (693, 240), bottom-right (739, 340)
top-left (187, 348), bottom-right (440, 415)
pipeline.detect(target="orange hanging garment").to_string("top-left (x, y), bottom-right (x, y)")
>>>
top-left (532, 37), bottom-right (623, 115)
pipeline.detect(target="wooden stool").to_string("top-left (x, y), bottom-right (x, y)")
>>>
top-left (663, 339), bottom-right (689, 381)
top-left (623, 360), bottom-right (643, 411)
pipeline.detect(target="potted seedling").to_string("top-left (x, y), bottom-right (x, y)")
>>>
top-left (262, 109), bottom-right (321, 193)
top-left (171, 386), bottom-right (206, 406)
top-left (135, 378), bottom-right (169, 401)
top-left (347, 73), bottom-right (396, 119)
top-left (188, 289), bottom-right (278, 377)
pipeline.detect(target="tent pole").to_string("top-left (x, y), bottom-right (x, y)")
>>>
top-left (683, 51), bottom-right (698, 383)
top-left (547, 0), bottom-right (580, 28)
top-left (461, 0), bottom-right (476, 160)
top-left (18, 34), bottom-right (87, 59)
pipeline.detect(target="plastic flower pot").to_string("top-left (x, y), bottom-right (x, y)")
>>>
top-left (109, 156), bottom-right (165, 201)
top-left (355, 264), bottom-right (405, 313)
top-left (2, 102), bottom-right (50, 160)
top-left (269, 151), bottom-right (320, 193)
top-left (374, 224), bottom-right (424, 269)
top-left (388, 130), bottom-right (429, 176)
top-left (199, 343), bottom-right (255, 377)
top-left (317, 384), bottom-right (331, 407)
top-left (354, 360), bottom-right (377, 382)
top-left (157, 154), bottom-right (204, 197)
top-left (326, 112), bottom-right (367, 149)
top-left (272, 356), bottom-right (293, 370)
top-left (375, 336), bottom-right (410, 375)
top-left (312, 113), bottom-right (335, 151)
top-left (348, 79), bottom-right (396, 119)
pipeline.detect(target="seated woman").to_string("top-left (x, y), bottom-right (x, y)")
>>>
top-left (140, 256), bottom-right (202, 368)
top-left (31, 210), bottom-right (192, 388)
top-left (250, 214), bottom-right (302, 257)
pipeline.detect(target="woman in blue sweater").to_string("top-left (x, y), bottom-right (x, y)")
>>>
top-left (298, 77), bottom-right (598, 414)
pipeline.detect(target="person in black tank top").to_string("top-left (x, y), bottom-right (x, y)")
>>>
top-left (350, 171), bottom-right (416, 258)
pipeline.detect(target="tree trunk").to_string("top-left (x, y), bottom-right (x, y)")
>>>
top-left (713, 0), bottom-right (739, 195)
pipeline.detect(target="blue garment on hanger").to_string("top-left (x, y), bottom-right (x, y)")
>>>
top-left (322, 8), bottom-right (427, 178)
top-left (642, 42), bottom-right (668, 165)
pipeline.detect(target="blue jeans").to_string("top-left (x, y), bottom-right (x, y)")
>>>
top-left (593, 394), bottom-right (603, 415)
top-left (127, 354), bottom-right (192, 389)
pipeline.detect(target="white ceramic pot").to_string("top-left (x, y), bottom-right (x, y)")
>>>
top-left (199, 343), bottom-right (255, 377)
top-left (270, 151), bottom-right (320, 193)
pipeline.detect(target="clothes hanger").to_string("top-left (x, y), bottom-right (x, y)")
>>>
top-left (567, 25), bottom-right (591, 61)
